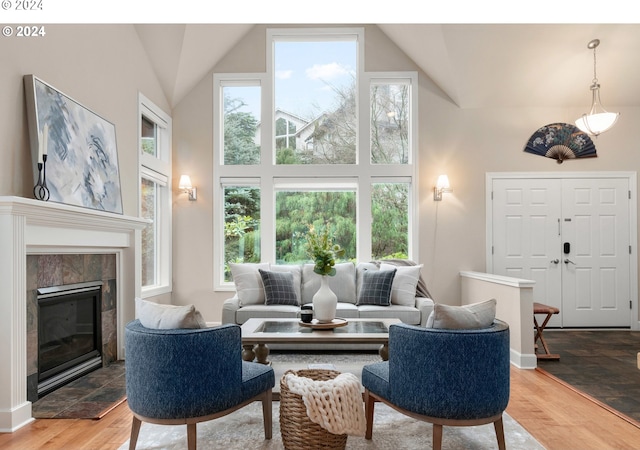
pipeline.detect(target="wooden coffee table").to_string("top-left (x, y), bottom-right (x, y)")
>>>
top-left (240, 318), bottom-right (401, 364)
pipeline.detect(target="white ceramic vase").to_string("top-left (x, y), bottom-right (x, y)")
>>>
top-left (313, 275), bottom-right (337, 323)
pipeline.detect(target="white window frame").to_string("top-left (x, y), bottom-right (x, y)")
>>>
top-left (139, 93), bottom-right (172, 297)
top-left (213, 28), bottom-right (418, 290)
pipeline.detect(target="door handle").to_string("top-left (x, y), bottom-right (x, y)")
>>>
top-left (551, 259), bottom-right (560, 264)
top-left (564, 258), bottom-right (576, 265)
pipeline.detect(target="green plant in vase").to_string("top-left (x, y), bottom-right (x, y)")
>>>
top-left (305, 224), bottom-right (346, 276)
top-left (305, 223), bottom-right (345, 323)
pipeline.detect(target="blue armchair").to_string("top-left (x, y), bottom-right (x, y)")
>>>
top-left (362, 320), bottom-right (510, 450)
top-left (125, 320), bottom-right (275, 450)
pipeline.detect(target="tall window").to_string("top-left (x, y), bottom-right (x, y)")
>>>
top-left (213, 28), bottom-right (418, 288)
top-left (139, 93), bottom-right (172, 296)
top-left (223, 182), bottom-right (261, 281)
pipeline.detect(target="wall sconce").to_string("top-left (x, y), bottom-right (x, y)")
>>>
top-left (433, 174), bottom-right (453, 201)
top-left (178, 175), bottom-right (197, 201)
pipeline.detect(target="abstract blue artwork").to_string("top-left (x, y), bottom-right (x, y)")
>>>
top-left (24, 75), bottom-right (123, 214)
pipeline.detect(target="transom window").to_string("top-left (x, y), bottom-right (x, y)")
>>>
top-left (213, 27), bottom-right (418, 288)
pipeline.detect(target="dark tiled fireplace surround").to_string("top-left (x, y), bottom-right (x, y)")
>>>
top-left (26, 254), bottom-right (118, 403)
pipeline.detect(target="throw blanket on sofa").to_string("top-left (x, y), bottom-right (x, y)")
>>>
top-left (284, 372), bottom-right (366, 436)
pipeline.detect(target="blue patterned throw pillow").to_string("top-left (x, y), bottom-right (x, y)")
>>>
top-left (258, 269), bottom-right (299, 306)
top-left (357, 268), bottom-right (397, 306)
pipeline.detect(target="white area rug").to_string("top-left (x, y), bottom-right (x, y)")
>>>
top-left (119, 402), bottom-right (543, 450)
top-left (120, 352), bottom-right (545, 449)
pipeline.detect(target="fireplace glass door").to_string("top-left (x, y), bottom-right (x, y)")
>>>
top-left (37, 281), bottom-right (103, 396)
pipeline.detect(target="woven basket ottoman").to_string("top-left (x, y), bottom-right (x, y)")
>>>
top-left (279, 369), bottom-right (348, 450)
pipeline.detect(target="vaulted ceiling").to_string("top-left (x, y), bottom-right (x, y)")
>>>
top-left (134, 24), bottom-right (640, 111)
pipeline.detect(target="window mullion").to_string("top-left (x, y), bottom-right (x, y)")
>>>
top-left (358, 179), bottom-right (372, 262)
top-left (261, 177), bottom-right (275, 263)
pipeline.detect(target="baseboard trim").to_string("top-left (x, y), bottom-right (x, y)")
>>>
top-left (510, 348), bottom-right (537, 369)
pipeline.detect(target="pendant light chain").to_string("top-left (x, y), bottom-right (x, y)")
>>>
top-left (592, 43), bottom-right (598, 85)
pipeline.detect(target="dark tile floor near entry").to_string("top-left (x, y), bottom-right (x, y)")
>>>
top-left (537, 330), bottom-right (640, 423)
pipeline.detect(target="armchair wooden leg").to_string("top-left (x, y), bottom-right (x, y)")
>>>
top-left (432, 424), bottom-right (443, 450)
top-left (494, 416), bottom-right (506, 450)
top-left (129, 416), bottom-right (142, 450)
top-left (364, 389), bottom-right (375, 440)
top-left (187, 423), bottom-right (197, 450)
top-left (262, 389), bottom-right (273, 439)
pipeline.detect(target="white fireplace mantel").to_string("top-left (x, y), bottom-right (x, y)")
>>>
top-left (0, 196), bottom-right (148, 432)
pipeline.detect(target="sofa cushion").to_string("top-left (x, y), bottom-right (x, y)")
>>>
top-left (380, 263), bottom-right (423, 307)
top-left (301, 262), bottom-right (356, 305)
top-left (258, 269), bottom-right (299, 306)
top-left (236, 304), bottom-right (301, 324)
top-left (269, 264), bottom-right (302, 303)
top-left (335, 302), bottom-right (360, 318)
top-left (358, 304), bottom-right (421, 325)
top-left (425, 299), bottom-right (496, 329)
top-left (230, 262), bottom-right (270, 306)
top-left (356, 262), bottom-right (379, 300)
top-left (135, 297), bottom-right (206, 329)
top-left (357, 268), bottom-right (397, 306)
top-left (372, 259), bottom-right (433, 300)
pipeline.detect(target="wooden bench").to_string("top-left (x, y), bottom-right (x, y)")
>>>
top-left (533, 302), bottom-right (560, 360)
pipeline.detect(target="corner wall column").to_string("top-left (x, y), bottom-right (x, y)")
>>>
top-left (0, 210), bottom-right (34, 432)
top-left (460, 271), bottom-right (537, 369)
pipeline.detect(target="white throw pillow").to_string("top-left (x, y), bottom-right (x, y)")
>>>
top-left (425, 299), bottom-right (497, 330)
top-left (135, 297), bottom-right (206, 329)
top-left (301, 262), bottom-right (356, 304)
top-left (230, 262), bottom-right (270, 306)
top-left (380, 263), bottom-right (422, 306)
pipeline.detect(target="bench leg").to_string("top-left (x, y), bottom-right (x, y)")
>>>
top-left (534, 314), bottom-right (560, 360)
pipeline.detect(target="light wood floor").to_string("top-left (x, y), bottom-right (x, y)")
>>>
top-left (2, 366), bottom-right (640, 449)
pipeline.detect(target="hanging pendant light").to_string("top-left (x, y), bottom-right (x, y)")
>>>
top-left (575, 39), bottom-right (619, 136)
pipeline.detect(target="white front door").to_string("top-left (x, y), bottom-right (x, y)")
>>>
top-left (490, 175), bottom-right (632, 328)
top-left (561, 178), bottom-right (631, 327)
top-left (492, 178), bottom-right (563, 326)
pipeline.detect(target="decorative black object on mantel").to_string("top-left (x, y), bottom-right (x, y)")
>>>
top-left (33, 154), bottom-right (50, 201)
top-left (524, 122), bottom-right (597, 164)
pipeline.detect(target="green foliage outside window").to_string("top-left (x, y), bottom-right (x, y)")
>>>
top-left (371, 183), bottom-right (409, 259)
top-left (275, 191), bottom-right (356, 264)
top-left (221, 74), bottom-right (411, 279)
top-left (224, 95), bottom-right (260, 165)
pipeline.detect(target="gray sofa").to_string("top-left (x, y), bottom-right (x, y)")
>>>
top-left (222, 261), bottom-right (434, 327)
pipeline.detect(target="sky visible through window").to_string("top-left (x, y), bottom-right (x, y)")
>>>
top-left (230, 40), bottom-right (356, 120)
top-left (275, 40), bottom-right (356, 120)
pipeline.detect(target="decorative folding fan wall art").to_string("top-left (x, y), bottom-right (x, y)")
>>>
top-left (524, 122), bottom-right (597, 164)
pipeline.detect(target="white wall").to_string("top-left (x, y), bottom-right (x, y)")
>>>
top-left (171, 24), bottom-right (640, 324)
top-left (0, 24), bottom-right (169, 215)
top-left (3, 24), bottom-right (638, 325)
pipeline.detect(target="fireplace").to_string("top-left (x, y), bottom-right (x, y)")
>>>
top-left (0, 196), bottom-right (148, 432)
top-left (36, 282), bottom-right (103, 397)
top-left (26, 254), bottom-right (119, 403)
